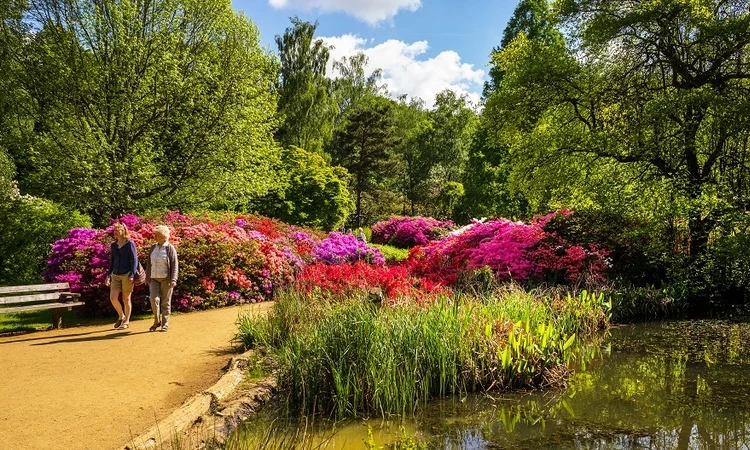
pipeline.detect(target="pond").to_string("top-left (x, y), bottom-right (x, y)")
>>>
top-left (239, 320), bottom-right (750, 449)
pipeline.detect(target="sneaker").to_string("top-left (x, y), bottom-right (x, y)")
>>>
top-left (114, 319), bottom-right (123, 329)
top-left (160, 324), bottom-right (168, 332)
top-left (117, 322), bottom-right (129, 330)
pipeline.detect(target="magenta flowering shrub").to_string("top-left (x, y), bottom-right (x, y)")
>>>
top-left (407, 213), bottom-right (610, 286)
top-left (45, 213), bottom-right (322, 315)
top-left (371, 216), bottom-right (454, 248)
top-left (312, 232), bottom-right (385, 266)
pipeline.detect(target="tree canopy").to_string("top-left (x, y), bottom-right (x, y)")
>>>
top-left (2, 0), bottom-right (281, 224)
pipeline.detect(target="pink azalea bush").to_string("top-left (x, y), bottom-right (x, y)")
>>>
top-left (45, 213), bottom-right (322, 315)
top-left (406, 213), bottom-right (610, 286)
top-left (371, 216), bottom-right (454, 248)
top-left (312, 232), bottom-right (385, 266)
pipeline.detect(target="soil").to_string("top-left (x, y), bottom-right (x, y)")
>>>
top-left (0, 302), bottom-right (272, 450)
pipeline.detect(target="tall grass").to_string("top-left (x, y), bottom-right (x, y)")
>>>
top-left (236, 286), bottom-right (610, 419)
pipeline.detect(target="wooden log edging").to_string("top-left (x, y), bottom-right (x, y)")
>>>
top-left (119, 350), bottom-right (277, 450)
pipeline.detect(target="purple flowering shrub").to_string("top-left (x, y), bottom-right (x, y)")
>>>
top-left (45, 213), bottom-right (321, 315)
top-left (312, 232), bottom-right (385, 266)
top-left (371, 216), bottom-right (454, 248)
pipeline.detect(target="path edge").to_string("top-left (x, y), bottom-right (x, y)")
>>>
top-left (119, 349), bottom-right (276, 450)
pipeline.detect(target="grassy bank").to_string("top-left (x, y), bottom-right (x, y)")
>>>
top-left (237, 286), bottom-right (610, 419)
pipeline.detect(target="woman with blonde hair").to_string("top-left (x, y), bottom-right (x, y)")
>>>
top-left (144, 225), bottom-right (179, 332)
top-left (105, 223), bottom-right (138, 329)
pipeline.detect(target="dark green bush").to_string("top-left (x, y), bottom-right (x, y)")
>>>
top-left (543, 210), bottom-right (670, 286)
top-left (0, 195), bottom-right (90, 285)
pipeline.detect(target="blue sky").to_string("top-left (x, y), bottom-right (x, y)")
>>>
top-left (231, 0), bottom-right (518, 107)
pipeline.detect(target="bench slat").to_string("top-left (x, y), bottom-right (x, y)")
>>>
top-left (0, 301), bottom-right (85, 314)
top-left (0, 283), bottom-right (71, 295)
top-left (0, 293), bottom-right (67, 305)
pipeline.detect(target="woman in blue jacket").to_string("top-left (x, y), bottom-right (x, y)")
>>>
top-left (105, 223), bottom-right (138, 329)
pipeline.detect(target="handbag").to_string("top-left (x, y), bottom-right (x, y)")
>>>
top-left (134, 262), bottom-right (147, 285)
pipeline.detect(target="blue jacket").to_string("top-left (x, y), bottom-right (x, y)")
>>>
top-left (108, 239), bottom-right (138, 277)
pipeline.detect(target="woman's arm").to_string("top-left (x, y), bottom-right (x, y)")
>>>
top-left (107, 243), bottom-right (115, 276)
top-left (128, 240), bottom-right (139, 278)
top-left (168, 245), bottom-right (179, 285)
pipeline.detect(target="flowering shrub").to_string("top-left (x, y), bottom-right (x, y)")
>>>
top-left (45, 212), bottom-right (321, 315)
top-left (296, 261), bottom-right (448, 304)
top-left (371, 216), bottom-right (454, 248)
top-left (407, 213), bottom-right (610, 286)
top-left (312, 232), bottom-right (385, 266)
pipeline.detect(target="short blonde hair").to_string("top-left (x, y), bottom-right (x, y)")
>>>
top-left (113, 223), bottom-right (129, 239)
top-left (154, 225), bottom-right (171, 240)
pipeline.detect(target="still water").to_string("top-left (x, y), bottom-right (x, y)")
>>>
top-left (244, 320), bottom-right (750, 449)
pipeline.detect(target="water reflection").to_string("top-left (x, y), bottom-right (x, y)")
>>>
top-left (427, 320), bottom-right (750, 449)
top-left (239, 321), bottom-right (750, 449)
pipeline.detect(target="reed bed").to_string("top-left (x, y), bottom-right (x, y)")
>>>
top-left (236, 286), bottom-right (610, 419)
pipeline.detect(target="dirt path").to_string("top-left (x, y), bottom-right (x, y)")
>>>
top-left (0, 303), bottom-right (271, 450)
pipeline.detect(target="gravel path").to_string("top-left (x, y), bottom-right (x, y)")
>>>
top-left (0, 303), bottom-right (271, 450)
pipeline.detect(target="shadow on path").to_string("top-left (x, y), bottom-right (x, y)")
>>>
top-left (0, 328), bottom-right (113, 344)
top-left (31, 331), bottom-right (150, 345)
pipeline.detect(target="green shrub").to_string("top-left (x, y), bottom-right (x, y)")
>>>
top-left (253, 146), bottom-right (354, 231)
top-left (370, 243), bottom-right (409, 263)
top-left (0, 195), bottom-right (90, 286)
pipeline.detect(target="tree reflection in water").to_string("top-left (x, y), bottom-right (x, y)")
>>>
top-left (235, 321), bottom-right (750, 449)
top-left (425, 320), bottom-right (750, 449)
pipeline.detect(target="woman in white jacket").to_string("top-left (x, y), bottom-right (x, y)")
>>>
top-left (144, 225), bottom-right (179, 332)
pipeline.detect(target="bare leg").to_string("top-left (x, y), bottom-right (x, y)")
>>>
top-left (110, 290), bottom-right (124, 321)
top-left (122, 292), bottom-right (132, 324)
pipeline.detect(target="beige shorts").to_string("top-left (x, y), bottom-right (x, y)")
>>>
top-left (110, 273), bottom-right (134, 294)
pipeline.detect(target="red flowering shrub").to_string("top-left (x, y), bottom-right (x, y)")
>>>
top-left (45, 212), bottom-right (321, 315)
top-left (296, 261), bottom-right (449, 305)
top-left (371, 216), bottom-right (454, 248)
top-left (407, 214), bottom-right (610, 286)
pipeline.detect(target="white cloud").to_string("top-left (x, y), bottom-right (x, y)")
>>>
top-left (321, 34), bottom-right (484, 108)
top-left (268, 0), bottom-right (421, 24)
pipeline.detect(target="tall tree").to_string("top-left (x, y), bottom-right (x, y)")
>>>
top-left (462, 0), bottom-right (565, 221)
top-left (488, 0), bottom-right (750, 260)
top-left (392, 96), bottom-right (432, 215)
top-left (331, 52), bottom-right (384, 124)
top-left (422, 90), bottom-right (476, 218)
top-left (5, 0), bottom-right (280, 224)
top-left (483, 0), bottom-right (563, 97)
top-left (330, 97), bottom-right (399, 226)
top-left (275, 17), bottom-right (336, 155)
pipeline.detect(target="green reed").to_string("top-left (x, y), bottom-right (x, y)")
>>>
top-left (236, 286), bottom-right (610, 419)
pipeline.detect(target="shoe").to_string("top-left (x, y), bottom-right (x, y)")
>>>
top-left (114, 319), bottom-right (123, 329)
top-left (149, 322), bottom-right (161, 332)
top-left (117, 322), bottom-right (129, 330)
top-left (160, 324), bottom-right (168, 332)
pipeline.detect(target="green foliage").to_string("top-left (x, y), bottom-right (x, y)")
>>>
top-left (458, 120), bottom-right (530, 221)
top-left (275, 17), bottom-right (336, 155)
top-left (370, 243), bottom-right (410, 263)
top-left (0, 147), bottom-right (15, 199)
top-left (332, 53), bottom-right (385, 125)
top-left (487, 0), bottom-right (750, 263)
top-left (6, 0), bottom-right (281, 224)
top-left (484, 0), bottom-right (564, 96)
top-left (254, 146), bottom-right (353, 231)
top-left (238, 287), bottom-right (610, 419)
top-left (0, 195), bottom-right (90, 286)
top-left (330, 96), bottom-right (400, 226)
top-left (544, 210), bottom-right (669, 285)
